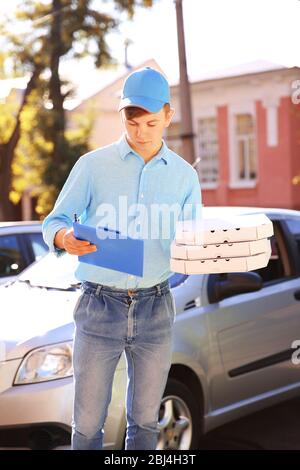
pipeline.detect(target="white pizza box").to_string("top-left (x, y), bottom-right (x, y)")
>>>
top-left (171, 238), bottom-right (271, 260)
top-left (175, 213), bottom-right (274, 245)
top-left (170, 247), bottom-right (271, 274)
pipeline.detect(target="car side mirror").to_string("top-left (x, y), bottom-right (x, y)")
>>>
top-left (208, 272), bottom-right (263, 303)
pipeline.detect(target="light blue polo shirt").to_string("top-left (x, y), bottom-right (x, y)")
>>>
top-left (42, 134), bottom-right (202, 289)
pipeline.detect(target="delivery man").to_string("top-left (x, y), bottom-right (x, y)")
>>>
top-left (42, 66), bottom-right (202, 450)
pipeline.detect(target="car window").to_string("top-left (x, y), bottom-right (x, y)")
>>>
top-left (27, 232), bottom-right (48, 261)
top-left (252, 222), bottom-right (291, 284)
top-left (207, 220), bottom-right (293, 303)
top-left (285, 218), bottom-right (300, 236)
top-left (285, 217), bottom-right (300, 261)
top-left (169, 273), bottom-right (189, 288)
top-left (0, 235), bottom-right (26, 278)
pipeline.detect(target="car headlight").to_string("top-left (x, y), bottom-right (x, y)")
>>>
top-left (14, 342), bottom-right (73, 385)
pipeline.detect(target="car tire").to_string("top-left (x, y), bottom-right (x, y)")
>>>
top-left (157, 377), bottom-right (202, 450)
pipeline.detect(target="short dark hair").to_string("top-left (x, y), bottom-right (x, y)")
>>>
top-left (124, 103), bottom-right (170, 120)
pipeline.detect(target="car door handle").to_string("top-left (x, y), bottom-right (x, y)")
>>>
top-left (294, 289), bottom-right (300, 301)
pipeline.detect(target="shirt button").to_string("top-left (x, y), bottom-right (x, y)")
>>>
top-left (141, 194), bottom-right (144, 199)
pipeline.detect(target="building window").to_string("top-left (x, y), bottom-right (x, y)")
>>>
top-left (235, 114), bottom-right (257, 181)
top-left (197, 117), bottom-right (219, 184)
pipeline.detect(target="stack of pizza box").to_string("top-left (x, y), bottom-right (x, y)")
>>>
top-left (170, 213), bottom-right (273, 274)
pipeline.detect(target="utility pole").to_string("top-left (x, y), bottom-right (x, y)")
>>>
top-left (175, 0), bottom-right (196, 165)
top-left (124, 38), bottom-right (133, 71)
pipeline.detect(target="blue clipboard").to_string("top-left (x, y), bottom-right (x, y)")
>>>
top-left (73, 221), bottom-right (144, 277)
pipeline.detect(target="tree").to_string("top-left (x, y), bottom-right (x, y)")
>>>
top-left (0, 65), bottom-right (43, 220)
top-left (0, 0), bottom-right (154, 221)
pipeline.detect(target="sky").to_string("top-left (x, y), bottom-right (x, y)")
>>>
top-left (2, 0), bottom-right (300, 104)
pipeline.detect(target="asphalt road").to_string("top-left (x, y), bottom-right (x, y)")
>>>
top-left (198, 396), bottom-right (300, 450)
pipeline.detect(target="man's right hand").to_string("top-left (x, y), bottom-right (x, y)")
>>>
top-left (54, 228), bottom-right (97, 256)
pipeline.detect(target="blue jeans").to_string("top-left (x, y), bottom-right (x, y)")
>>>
top-left (71, 279), bottom-right (175, 450)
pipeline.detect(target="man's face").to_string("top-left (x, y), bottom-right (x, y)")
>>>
top-left (121, 107), bottom-right (175, 154)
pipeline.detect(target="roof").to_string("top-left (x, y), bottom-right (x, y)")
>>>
top-left (0, 221), bottom-right (42, 228)
top-left (170, 60), bottom-right (292, 87)
top-left (203, 206), bottom-right (300, 218)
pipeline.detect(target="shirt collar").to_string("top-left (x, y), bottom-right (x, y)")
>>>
top-left (116, 134), bottom-right (169, 165)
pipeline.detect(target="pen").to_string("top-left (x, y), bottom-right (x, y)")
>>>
top-left (74, 213), bottom-right (79, 223)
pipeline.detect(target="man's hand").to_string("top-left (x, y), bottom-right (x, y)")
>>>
top-left (54, 228), bottom-right (97, 256)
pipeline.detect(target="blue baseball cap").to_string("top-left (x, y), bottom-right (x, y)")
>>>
top-left (118, 66), bottom-right (170, 113)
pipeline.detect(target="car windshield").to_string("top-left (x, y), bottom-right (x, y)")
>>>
top-left (17, 252), bottom-right (80, 289)
top-left (16, 251), bottom-right (185, 290)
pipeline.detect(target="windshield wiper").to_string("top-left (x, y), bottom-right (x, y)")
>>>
top-left (15, 279), bottom-right (34, 287)
top-left (15, 279), bottom-right (81, 291)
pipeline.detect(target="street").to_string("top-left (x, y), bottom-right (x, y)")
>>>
top-left (199, 396), bottom-right (300, 450)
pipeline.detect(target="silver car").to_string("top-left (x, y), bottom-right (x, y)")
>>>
top-left (0, 206), bottom-right (300, 450)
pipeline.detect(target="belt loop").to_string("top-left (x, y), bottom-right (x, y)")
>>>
top-left (156, 284), bottom-right (161, 296)
top-left (95, 284), bottom-right (102, 296)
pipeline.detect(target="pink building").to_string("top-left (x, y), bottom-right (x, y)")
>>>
top-left (167, 61), bottom-right (300, 210)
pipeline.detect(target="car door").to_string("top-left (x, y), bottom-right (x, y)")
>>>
top-left (206, 216), bottom-right (300, 411)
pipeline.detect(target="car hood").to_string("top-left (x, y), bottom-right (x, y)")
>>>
top-left (0, 282), bottom-right (79, 360)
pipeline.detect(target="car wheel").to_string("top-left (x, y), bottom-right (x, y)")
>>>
top-left (157, 378), bottom-right (202, 450)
